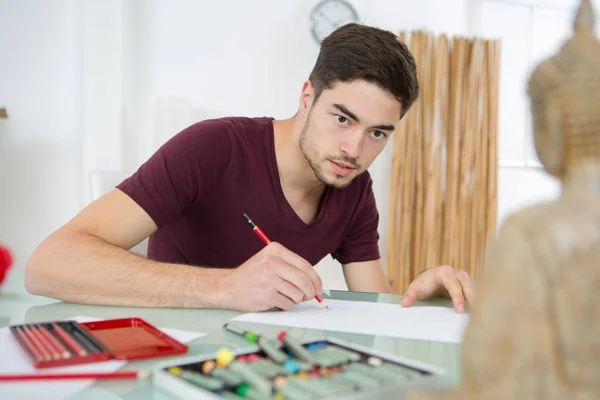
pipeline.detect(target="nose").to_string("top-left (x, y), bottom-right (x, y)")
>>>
top-left (339, 130), bottom-right (364, 159)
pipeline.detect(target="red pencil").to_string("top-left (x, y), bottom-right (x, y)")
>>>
top-left (52, 323), bottom-right (87, 357)
top-left (14, 327), bottom-right (44, 362)
top-left (21, 326), bottom-right (52, 361)
top-left (0, 370), bottom-right (149, 381)
top-left (242, 213), bottom-right (329, 309)
top-left (30, 325), bottom-right (61, 360)
top-left (37, 324), bottom-right (71, 359)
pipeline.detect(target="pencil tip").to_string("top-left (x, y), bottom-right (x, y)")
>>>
top-left (137, 370), bottom-right (151, 379)
top-left (242, 213), bottom-right (252, 224)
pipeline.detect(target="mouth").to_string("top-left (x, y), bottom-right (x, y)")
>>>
top-left (329, 160), bottom-right (357, 177)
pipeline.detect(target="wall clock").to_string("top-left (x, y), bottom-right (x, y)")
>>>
top-left (309, 0), bottom-right (360, 44)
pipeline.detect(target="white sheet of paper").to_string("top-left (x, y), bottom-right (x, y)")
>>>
top-left (232, 299), bottom-right (470, 344)
top-left (0, 316), bottom-right (206, 400)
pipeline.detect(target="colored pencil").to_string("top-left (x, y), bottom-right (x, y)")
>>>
top-left (0, 370), bottom-right (149, 381)
top-left (14, 327), bottom-right (44, 362)
top-left (52, 323), bottom-right (87, 357)
top-left (21, 326), bottom-right (52, 361)
top-left (242, 213), bottom-right (328, 309)
top-left (38, 324), bottom-right (71, 359)
top-left (30, 325), bottom-right (61, 360)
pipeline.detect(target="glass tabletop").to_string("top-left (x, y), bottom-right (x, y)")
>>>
top-left (1, 268), bottom-right (462, 399)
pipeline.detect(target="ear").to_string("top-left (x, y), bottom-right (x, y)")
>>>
top-left (299, 80), bottom-right (314, 116)
top-left (532, 94), bottom-right (565, 178)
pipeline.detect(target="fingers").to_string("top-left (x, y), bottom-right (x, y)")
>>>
top-left (401, 293), bottom-right (416, 307)
top-left (437, 266), bottom-right (466, 313)
top-left (401, 268), bottom-right (441, 307)
top-left (269, 242), bottom-right (323, 295)
top-left (275, 263), bottom-right (317, 301)
top-left (269, 290), bottom-right (295, 311)
top-left (401, 284), bottom-right (419, 307)
top-left (274, 278), bottom-right (305, 305)
top-left (454, 269), bottom-right (475, 306)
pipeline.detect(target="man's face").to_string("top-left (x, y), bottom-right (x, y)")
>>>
top-left (299, 79), bottom-right (402, 189)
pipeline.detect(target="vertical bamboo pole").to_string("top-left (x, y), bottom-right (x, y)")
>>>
top-left (435, 35), bottom-right (450, 268)
top-left (387, 33), bottom-right (410, 291)
top-left (411, 31), bottom-right (426, 279)
top-left (398, 32), bottom-right (421, 291)
top-left (468, 41), bottom-right (485, 277)
top-left (474, 44), bottom-right (490, 277)
top-left (457, 40), bottom-right (481, 272)
top-left (422, 34), bottom-right (445, 271)
top-left (442, 38), bottom-right (466, 268)
top-left (486, 40), bottom-right (500, 241)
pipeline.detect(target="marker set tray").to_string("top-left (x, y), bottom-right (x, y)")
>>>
top-left (153, 336), bottom-right (445, 400)
top-left (9, 317), bottom-right (188, 369)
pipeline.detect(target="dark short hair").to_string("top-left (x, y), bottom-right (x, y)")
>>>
top-left (308, 23), bottom-right (419, 119)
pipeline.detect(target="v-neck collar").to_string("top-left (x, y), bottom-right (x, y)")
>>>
top-left (266, 119), bottom-right (331, 231)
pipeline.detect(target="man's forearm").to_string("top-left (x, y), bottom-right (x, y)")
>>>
top-left (343, 260), bottom-right (393, 294)
top-left (25, 229), bottom-right (230, 308)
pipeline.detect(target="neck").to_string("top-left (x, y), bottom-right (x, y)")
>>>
top-left (272, 115), bottom-right (325, 197)
top-left (562, 162), bottom-right (600, 196)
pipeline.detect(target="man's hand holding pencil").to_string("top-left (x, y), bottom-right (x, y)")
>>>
top-left (218, 240), bottom-right (324, 312)
top-left (213, 213), bottom-right (326, 313)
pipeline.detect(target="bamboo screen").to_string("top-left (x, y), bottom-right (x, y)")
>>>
top-left (387, 31), bottom-right (501, 294)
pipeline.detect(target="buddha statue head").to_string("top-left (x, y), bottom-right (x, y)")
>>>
top-left (527, 0), bottom-right (600, 182)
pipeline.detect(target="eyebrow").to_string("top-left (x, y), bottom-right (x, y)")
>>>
top-left (332, 103), bottom-right (396, 132)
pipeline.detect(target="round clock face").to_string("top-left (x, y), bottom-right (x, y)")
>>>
top-left (309, 0), bottom-right (359, 44)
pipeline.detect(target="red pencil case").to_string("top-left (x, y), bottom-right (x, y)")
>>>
top-left (9, 317), bottom-right (189, 369)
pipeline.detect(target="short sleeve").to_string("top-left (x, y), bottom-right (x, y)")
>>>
top-left (331, 176), bottom-right (381, 264)
top-left (116, 120), bottom-right (232, 228)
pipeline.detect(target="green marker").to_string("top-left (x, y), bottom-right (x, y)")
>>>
top-left (277, 331), bottom-right (318, 366)
top-left (284, 377), bottom-right (324, 397)
top-left (235, 383), bottom-right (274, 400)
top-left (325, 345), bottom-right (361, 362)
top-left (314, 347), bottom-right (350, 366)
top-left (201, 360), bottom-right (244, 386)
top-left (216, 347), bottom-right (273, 395)
top-left (298, 376), bottom-right (353, 396)
top-left (311, 353), bottom-right (339, 368)
top-left (168, 367), bottom-right (224, 391)
top-left (229, 362), bottom-right (273, 395)
top-left (223, 324), bottom-right (289, 364)
top-left (277, 384), bottom-right (314, 400)
top-left (249, 358), bottom-right (288, 378)
top-left (333, 369), bottom-right (380, 389)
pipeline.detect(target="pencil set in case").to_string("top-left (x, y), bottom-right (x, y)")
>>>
top-left (9, 317), bottom-right (189, 369)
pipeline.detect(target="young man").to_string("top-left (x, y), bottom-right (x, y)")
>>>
top-left (25, 23), bottom-right (474, 313)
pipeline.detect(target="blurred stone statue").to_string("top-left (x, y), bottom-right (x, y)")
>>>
top-left (407, 0), bottom-right (600, 398)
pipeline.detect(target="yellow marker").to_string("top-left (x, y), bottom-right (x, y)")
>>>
top-left (168, 367), bottom-right (182, 376)
top-left (216, 348), bottom-right (235, 368)
top-left (297, 371), bottom-right (310, 379)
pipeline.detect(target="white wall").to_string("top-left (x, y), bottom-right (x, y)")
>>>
top-left (3, 0), bottom-right (593, 291)
top-left (0, 0), bottom-right (83, 266)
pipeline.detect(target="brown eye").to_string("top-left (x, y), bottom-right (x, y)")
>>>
top-left (336, 115), bottom-right (348, 124)
top-left (371, 130), bottom-right (387, 139)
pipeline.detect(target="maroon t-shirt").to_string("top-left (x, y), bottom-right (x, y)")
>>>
top-left (116, 116), bottom-right (380, 268)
